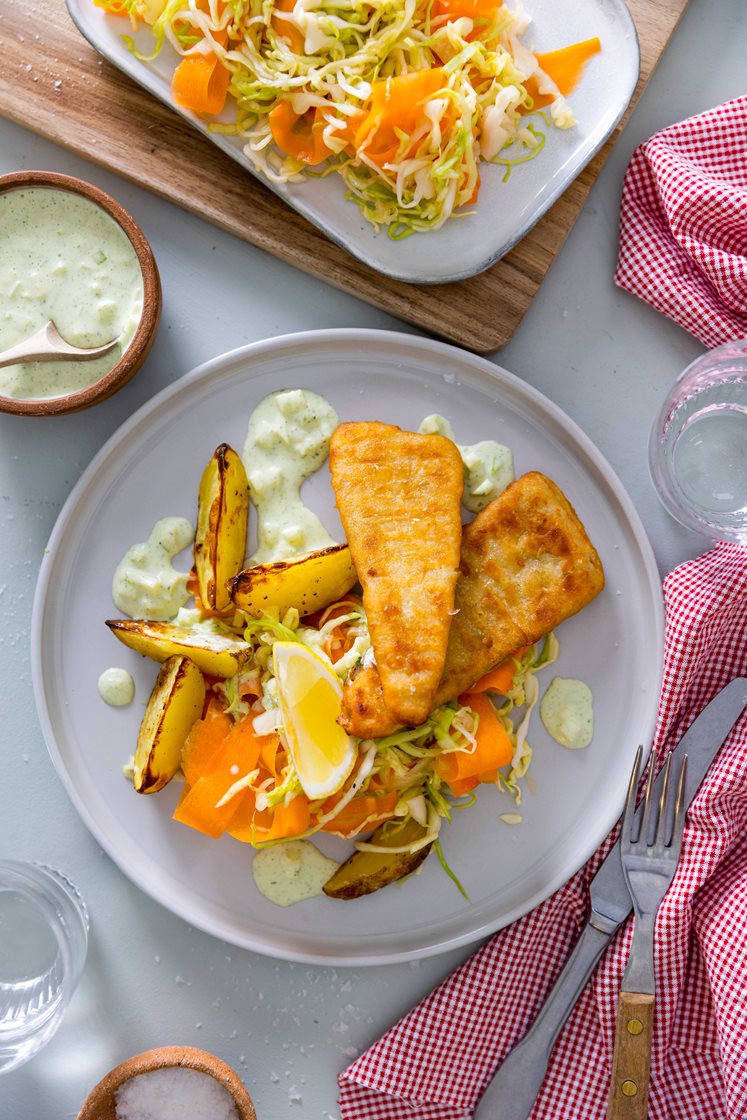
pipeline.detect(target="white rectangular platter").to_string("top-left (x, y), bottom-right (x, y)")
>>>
top-left (67, 0), bottom-right (639, 283)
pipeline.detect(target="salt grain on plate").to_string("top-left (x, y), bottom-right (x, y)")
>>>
top-left (115, 1067), bottom-right (238, 1120)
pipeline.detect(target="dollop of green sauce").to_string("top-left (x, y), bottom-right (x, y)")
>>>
top-left (111, 517), bottom-right (194, 620)
top-left (0, 187), bottom-right (144, 400)
top-left (419, 414), bottom-right (514, 511)
top-left (243, 389), bottom-right (339, 563)
top-left (252, 840), bottom-right (339, 906)
top-left (540, 677), bottom-right (594, 750)
top-left (97, 667), bottom-right (135, 707)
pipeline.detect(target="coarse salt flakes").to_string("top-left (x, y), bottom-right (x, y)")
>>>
top-left (115, 1067), bottom-right (239, 1120)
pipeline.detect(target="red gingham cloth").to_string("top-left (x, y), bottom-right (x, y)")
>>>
top-left (615, 96), bottom-right (747, 347)
top-left (338, 542), bottom-right (747, 1120)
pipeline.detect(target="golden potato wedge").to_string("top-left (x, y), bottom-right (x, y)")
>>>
top-left (195, 444), bottom-right (250, 612)
top-left (323, 816), bottom-right (432, 900)
top-left (106, 619), bottom-right (251, 678)
top-left (134, 656), bottom-right (206, 793)
top-left (228, 543), bottom-right (357, 619)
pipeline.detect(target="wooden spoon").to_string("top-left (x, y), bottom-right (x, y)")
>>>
top-left (0, 320), bottom-right (121, 369)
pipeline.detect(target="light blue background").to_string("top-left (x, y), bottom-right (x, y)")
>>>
top-left (1, 0), bottom-right (745, 1115)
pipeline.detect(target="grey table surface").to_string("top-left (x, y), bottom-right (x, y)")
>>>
top-left (1, 0), bottom-right (745, 1115)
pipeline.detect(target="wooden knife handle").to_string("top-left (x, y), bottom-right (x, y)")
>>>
top-left (606, 991), bottom-right (655, 1120)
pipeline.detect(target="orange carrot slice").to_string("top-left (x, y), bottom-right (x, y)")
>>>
top-left (332, 108), bottom-right (367, 152)
top-left (173, 717), bottom-right (273, 837)
top-left (181, 709), bottom-right (233, 786)
top-left (271, 0), bottom-right (305, 54)
top-left (355, 69), bottom-right (448, 167)
top-left (436, 693), bottom-right (513, 786)
top-left (469, 645), bottom-right (532, 695)
top-left (321, 790), bottom-right (398, 837)
top-left (447, 775), bottom-right (480, 797)
top-left (470, 661), bottom-right (516, 695)
top-left (269, 101), bottom-right (333, 165)
top-left (526, 38), bottom-right (602, 108)
top-left (255, 794), bottom-right (312, 842)
top-left (173, 780), bottom-right (255, 839)
top-left (433, 0), bottom-right (500, 19)
top-left (172, 51), bottom-right (231, 115)
top-left (226, 790), bottom-right (264, 843)
top-left (260, 735), bottom-right (283, 779)
top-left (432, 0), bottom-right (502, 39)
top-left (172, 24), bottom-right (231, 116)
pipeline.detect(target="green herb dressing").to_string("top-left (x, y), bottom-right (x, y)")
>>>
top-left (540, 677), bottom-right (594, 750)
top-left (112, 517), bottom-right (194, 620)
top-left (419, 414), bottom-right (514, 512)
top-left (252, 840), bottom-right (339, 906)
top-left (0, 188), bottom-right (143, 400)
top-left (97, 667), bottom-right (135, 707)
top-left (242, 389), bottom-right (339, 564)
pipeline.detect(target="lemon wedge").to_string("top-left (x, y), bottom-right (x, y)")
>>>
top-left (273, 642), bottom-right (357, 800)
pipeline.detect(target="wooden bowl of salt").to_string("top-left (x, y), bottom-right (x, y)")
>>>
top-left (77, 1045), bottom-right (257, 1120)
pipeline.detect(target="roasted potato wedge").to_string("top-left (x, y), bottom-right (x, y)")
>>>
top-left (323, 816), bottom-right (432, 900)
top-left (133, 655), bottom-right (205, 793)
top-left (195, 444), bottom-right (250, 612)
top-left (228, 543), bottom-right (357, 619)
top-left (106, 619), bottom-right (251, 678)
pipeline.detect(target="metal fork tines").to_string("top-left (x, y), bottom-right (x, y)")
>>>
top-left (606, 747), bottom-right (688, 1120)
top-left (621, 746), bottom-right (688, 996)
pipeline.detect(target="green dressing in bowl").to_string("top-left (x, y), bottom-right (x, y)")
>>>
top-left (0, 187), bottom-right (144, 400)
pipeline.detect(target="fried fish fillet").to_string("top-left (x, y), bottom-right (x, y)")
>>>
top-left (330, 421), bottom-right (463, 727)
top-left (341, 471), bottom-right (605, 738)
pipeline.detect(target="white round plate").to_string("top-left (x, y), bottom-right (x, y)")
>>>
top-left (32, 330), bottom-right (663, 965)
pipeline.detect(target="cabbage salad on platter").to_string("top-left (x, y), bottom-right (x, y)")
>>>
top-left (94, 0), bottom-right (601, 235)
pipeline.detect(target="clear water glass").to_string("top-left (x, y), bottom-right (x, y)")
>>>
top-left (0, 861), bottom-right (89, 1075)
top-left (649, 339), bottom-right (747, 542)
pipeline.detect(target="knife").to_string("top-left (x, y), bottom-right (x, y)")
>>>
top-left (473, 676), bottom-right (747, 1120)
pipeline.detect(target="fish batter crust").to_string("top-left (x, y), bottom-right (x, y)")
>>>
top-left (341, 471), bottom-right (605, 738)
top-left (330, 421), bottom-right (463, 727)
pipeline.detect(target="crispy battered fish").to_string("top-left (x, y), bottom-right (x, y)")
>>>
top-left (341, 471), bottom-right (605, 738)
top-left (330, 421), bottom-right (463, 727)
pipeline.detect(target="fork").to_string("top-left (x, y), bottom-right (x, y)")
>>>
top-left (606, 746), bottom-right (688, 1120)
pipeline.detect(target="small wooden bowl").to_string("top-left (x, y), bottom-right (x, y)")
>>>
top-left (0, 170), bottom-right (161, 417)
top-left (77, 1045), bottom-right (257, 1120)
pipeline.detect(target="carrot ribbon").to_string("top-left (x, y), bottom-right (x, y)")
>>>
top-left (173, 715), bottom-right (276, 838)
top-left (355, 69), bottom-right (448, 167)
top-left (469, 646), bottom-right (532, 695)
top-left (526, 38), bottom-right (602, 108)
top-left (437, 693), bottom-right (513, 796)
top-left (172, 17), bottom-right (230, 116)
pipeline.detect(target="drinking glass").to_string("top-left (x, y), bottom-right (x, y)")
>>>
top-left (0, 861), bottom-right (89, 1074)
top-left (649, 339), bottom-right (747, 542)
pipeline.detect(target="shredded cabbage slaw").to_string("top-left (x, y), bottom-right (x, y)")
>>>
top-left (94, 0), bottom-right (600, 235)
top-left (169, 593), bottom-right (559, 894)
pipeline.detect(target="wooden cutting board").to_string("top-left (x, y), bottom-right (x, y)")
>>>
top-left (0, 0), bottom-right (686, 353)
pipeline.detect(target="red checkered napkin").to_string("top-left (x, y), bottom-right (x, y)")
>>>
top-left (615, 96), bottom-right (747, 347)
top-left (338, 542), bottom-right (747, 1120)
